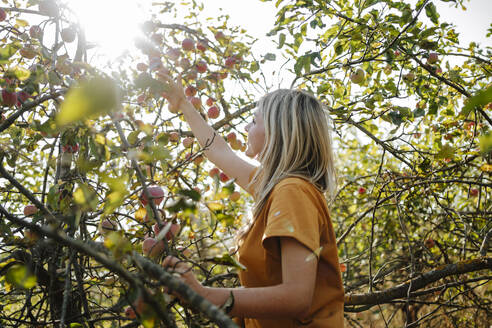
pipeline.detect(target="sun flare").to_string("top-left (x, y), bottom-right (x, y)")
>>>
top-left (67, 0), bottom-right (150, 59)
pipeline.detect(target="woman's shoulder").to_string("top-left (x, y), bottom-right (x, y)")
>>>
top-left (273, 175), bottom-right (321, 195)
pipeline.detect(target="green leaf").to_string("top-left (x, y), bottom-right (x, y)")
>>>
top-left (178, 189), bottom-right (201, 201)
top-left (6, 264), bottom-right (37, 289)
top-left (0, 44), bottom-right (20, 64)
top-left (425, 3), bottom-right (439, 25)
top-left (57, 76), bottom-right (120, 126)
top-left (10, 66), bottom-right (31, 81)
top-left (388, 111), bottom-right (403, 125)
top-left (436, 144), bottom-right (455, 160)
top-left (209, 253), bottom-right (246, 270)
top-left (461, 85), bottom-right (492, 116)
top-left (278, 33), bottom-right (286, 49)
top-left (264, 53), bottom-right (276, 61)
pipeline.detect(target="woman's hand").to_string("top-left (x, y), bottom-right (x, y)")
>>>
top-left (158, 72), bottom-right (186, 113)
top-left (162, 255), bottom-right (207, 300)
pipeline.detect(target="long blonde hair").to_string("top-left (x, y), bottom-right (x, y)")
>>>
top-left (236, 89), bottom-right (337, 247)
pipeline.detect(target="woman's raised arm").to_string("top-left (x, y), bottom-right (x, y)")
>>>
top-left (160, 73), bottom-right (256, 192)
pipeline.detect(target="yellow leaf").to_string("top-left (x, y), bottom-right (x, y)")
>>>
top-left (56, 76), bottom-right (120, 126)
top-left (15, 19), bottom-right (29, 27)
top-left (95, 134), bottom-right (106, 145)
top-left (135, 207), bottom-right (147, 222)
top-left (208, 202), bottom-right (224, 211)
top-left (481, 164), bottom-right (492, 172)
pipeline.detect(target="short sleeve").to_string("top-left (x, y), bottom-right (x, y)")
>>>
top-left (262, 182), bottom-right (321, 258)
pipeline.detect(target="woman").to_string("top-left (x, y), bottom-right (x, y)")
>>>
top-left (160, 74), bottom-right (344, 327)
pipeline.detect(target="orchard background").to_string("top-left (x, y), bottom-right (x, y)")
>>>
top-left (0, 0), bottom-right (491, 327)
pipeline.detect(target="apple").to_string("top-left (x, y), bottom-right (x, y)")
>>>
top-left (185, 86), bottom-right (197, 97)
top-left (464, 121), bottom-right (475, 130)
top-left (182, 137), bottom-right (193, 148)
top-left (142, 237), bottom-right (165, 257)
top-left (206, 98), bottom-right (214, 107)
top-left (184, 68), bottom-right (198, 81)
top-left (226, 132), bottom-right (236, 142)
top-left (207, 106), bottom-right (219, 119)
top-left (394, 50), bottom-right (401, 57)
top-left (424, 238), bottom-right (435, 249)
top-left (166, 48), bottom-right (181, 61)
top-left (196, 79), bottom-right (207, 90)
top-left (197, 41), bottom-right (207, 52)
top-left (1, 90), bottom-right (18, 107)
top-left (339, 263), bottom-right (347, 273)
top-left (29, 25), bottom-right (42, 39)
top-left (0, 9), bottom-right (6, 21)
top-left (229, 191), bottom-right (240, 202)
top-left (470, 188), bottom-right (479, 197)
top-left (219, 71), bottom-right (228, 80)
top-left (23, 205), bottom-right (38, 216)
top-left (24, 229), bottom-right (40, 243)
top-left (153, 222), bottom-right (180, 240)
top-left (403, 72), bottom-right (415, 81)
top-left (61, 27), bottom-right (76, 43)
top-left (16, 91), bottom-right (31, 106)
top-left (230, 139), bottom-right (242, 150)
top-left (136, 63), bottom-right (148, 71)
top-left (358, 187), bottom-right (366, 194)
top-left (190, 97), bottom-right (201, 109)
top-left (193, 155), bottom-right (204, 165)
top-left (62, 144), bottom-right (79, 153)
top-left (225, 57), bottom-right (236, 68)
top-left (140, 185), bottom-right (164, 206)
top-left (215, 31), bottom-right (225, 41)
top-left (38, 0), bottom-right (58, 16)
top-left (169, 132), bottom-right (180, 142)
top-left (124, 306), bottom-right (136, 319)
top-left (427, 52), bottom-right (438, 64)
top-left (209, 167), bottom-right (220, 178)
top-left (100, 218), bottom-right (118, 233)
top-left (19, 45), bottom-right (37, 59)
top-left (219, 172), bottom-right (229, 182)
top-left (196, 60), bottom-right (207, 73)
top-left (181, 38), bottom-right (195, 51)
top-left (350, 68), bottom-right (365, 84)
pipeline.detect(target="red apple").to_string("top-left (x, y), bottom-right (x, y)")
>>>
top-left (169, 132), bottom-right (180, 142)
top-left (24, 229), bottom-right (40, 243)
top-left (193, 155), bottom-right (204, 165)
top-left (207, 106), bottom-right (219, 119)
top-left (219, 71), bottom-right (228, 80)
top-left (226, 132), bottom-right (236, 142)
top-left (16, 91), bottom-right (31, 106)
top-left (185, 86), bottom-right (197, 97)
top-left (190, 97), bottom-right (201, 109)
top-left (142, 237), bottom-right (165, 257)
top-left (124, 306), bottom-right (136, 319)
top-left (209, 167), bottom-right (220, 178)
top-left (19, 46), bottom-right (37, 59)
top-left (206, 98), bottom-right (214, 107)
top-left (470, 188), bottom-right (479, 197)
top-left (181, 38), bottom-right (195, 51)
top-left (1, 90), bottom-right (18, 107)
top-left (166, 48), bottom-right (181, 61)
top-left (140, 185), bottom-right (164, 206)
top-left (23, 205), bottom-right (38, 216)
top-left (179, 58), bottom-right (191, 69)
top-left (153, 222), bottom-right (180, 240)
top-left (197, 41), bottom-right (207, 52)
top-left (230, 139), bottom-right (242, 150)
top-left (196, 60), bottom-right (207, 73)
top-left (61, 27), bottom-right (76, 43)
top-left (219, 172), bottom-right (229, 182)
top-left (424, 238), bottom-right (435, 249)
top-left (358, 187), bottom-right (366, 194)
top-left (182, 137), bottom-right (193, 148)
top-left (100, 218), bottom-right (118, 233)
top-left (0, 9), bottom-right (6, 21)
top-left (427, 52), bottom-right (438, 64)
top-left (29, 25), bottom-right (42, 39)
top-left (215, 31), bottom-right (225, 41)
top-left (225, 57), bottom-right (236, 68)
top-left (339, 263), bottom-right (347, 273)
top-left (62, 143), bottom-right (79, 153)
top-left (229, 191), bottom-right (240, 202)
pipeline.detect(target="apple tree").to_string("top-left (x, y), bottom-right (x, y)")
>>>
top-left (263, 0), bottom-right (491, 326)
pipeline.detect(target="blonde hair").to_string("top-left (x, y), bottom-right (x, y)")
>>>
top-left (236, 89), bottom-right (337, 248)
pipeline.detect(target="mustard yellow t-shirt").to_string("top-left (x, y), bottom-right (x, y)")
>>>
top-left (235, 174), bottom-right (344, 327)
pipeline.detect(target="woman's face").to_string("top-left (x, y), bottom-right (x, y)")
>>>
top-left (244, 110), bottom-right (265, 158)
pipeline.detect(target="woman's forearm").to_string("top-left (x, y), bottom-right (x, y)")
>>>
top-left (179, 99), bottom-right (230, 162)
top-left (201, 284), bottom-right (309, 320)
